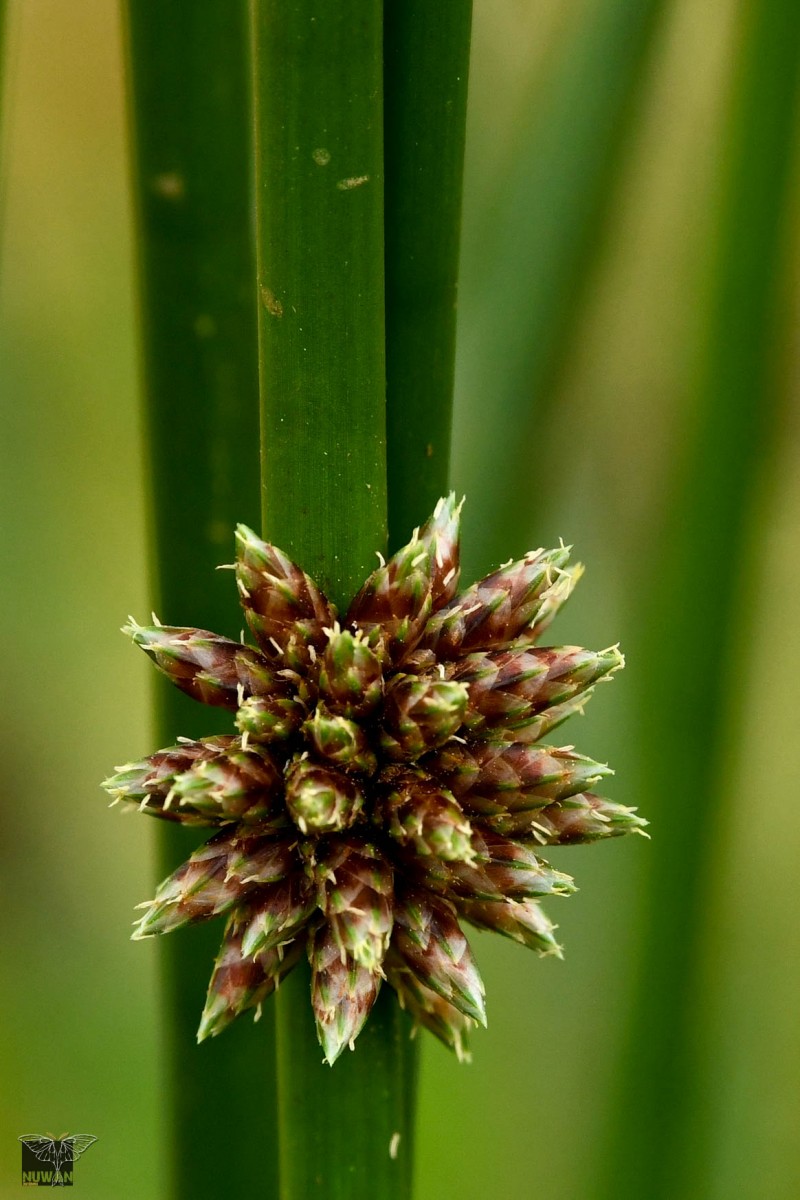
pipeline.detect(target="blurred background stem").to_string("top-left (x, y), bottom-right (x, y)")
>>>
top-left (455, 0), bottom-right (668, 574)
top-left (122, 4), bottom-right (273, 1197)
top-left (598, 2), bottom-right (800, 1197)
top-left (0, 2), bottom-right (6, 142)
top-left (0, 0), bottom-right (9, 231)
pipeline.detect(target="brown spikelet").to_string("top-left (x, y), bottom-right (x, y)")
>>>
top-left (284, 758), bottom-right (365, 835)
top-left (314, 838), bottom-right (394, 971)
top-left (420, 546), bottom-right (570, 659)
top-left (429, 741), bottom-right (613, 814)
top-left (391, 890), bottom-right (485, 1024)
top-left (509, 793), bottom-right (648, 844)
top-left (374, 766), bottom-right (474, 863)
top-left (345, 495), bottom-right (462, 665)
top-left (132, 827), bottom-right (297, 939)
top-left (235, 691), bottom-right (307, 743)
top-left (385, 947), bottom-right (475, 1061)
top-left (309, 924), bottom-right (381, 1065)
top-left (318, 626), bottom-right (384, 718)
top-left (304, 703), bottom-right (378, 774)
top-left (171, 743), bottom-right (283, 824)
top-left (197, 919), bottom-right (304, 1041)
top-left (236, 874), bottom-right (317, 958)
top-left (379, 673), bottom-right (468, 760)
top-left (415, 827), bottom-right (576, 902)
top-left (235, 524), bottom-right (335, 657)
top-left (449, 645), bottom-right (623, 736)
top-left (457, 896), bottom-right (562, 956)
top-left (102, 736), bottom-right (236, 824)
top-left (124, 623), bottom-right (274, 709)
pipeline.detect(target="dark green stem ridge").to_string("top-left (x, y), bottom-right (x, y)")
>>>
top-left (122, 4), bottom-right (273, 1197)
top-left (383, 1), bottom-right (473, 548)
top-left (381, 12), bottom-right (473, 1177)
top-left (252, 0), bottom-right (387, 608)
top-left (252, 3), bottom-right (411, 1197)
top-left (597, 2), bottom-right (800, 1197)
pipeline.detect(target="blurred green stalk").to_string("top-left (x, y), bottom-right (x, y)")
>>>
top-left (598, 3), bottom-right (800, 1197)
top-left (0, 0), bottom-right (7, 219)
top-left (0, 2), bottom-right (6, 126)
top-left (122, 4), bottom-right (274, 1197)
top-left (456, 0), bottom-right (668, 571)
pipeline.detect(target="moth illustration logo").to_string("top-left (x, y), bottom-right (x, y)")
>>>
top-left (18, 1134), bottom-right (97, 1187)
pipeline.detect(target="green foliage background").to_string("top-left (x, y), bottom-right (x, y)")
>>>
top-left (1, 1), bottom-right (799, 1197)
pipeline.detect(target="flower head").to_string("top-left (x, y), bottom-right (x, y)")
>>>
top-left (104, 497), bottom-right (642, 1063)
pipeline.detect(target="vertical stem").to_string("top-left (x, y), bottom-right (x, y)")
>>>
top-left (383, 1), bottom-right (473, 548)
top-left (123, 5), bottom-right (275, 1197)
top-left (382, 11), bottom-right (473, 1189)
top-left (252, 1), bottom-right (386, 603)
top-left (597, 3), bottom-right (800, 1197)
top-left (251, 3), bottom-right (412, 1197)
top-left (0, 1), bottom-right (6, 128)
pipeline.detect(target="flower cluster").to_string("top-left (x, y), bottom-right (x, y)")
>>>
top-left (103, 497), bottom-right (642, 1063)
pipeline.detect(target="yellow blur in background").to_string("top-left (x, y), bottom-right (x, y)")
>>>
top-left (1, 1), bottom-right (799, 1198)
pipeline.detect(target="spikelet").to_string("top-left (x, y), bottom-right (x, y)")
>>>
top-left (197, 919), bottom-right (304, 1041)
top-left (391, 890), bottom-right (486, 1024)
top-left (379, 674), bottom-right (468, 760)
top-left (345, 494), bottom-right (462, 664)
top-left (374, 766), bottom-right (475, 863)
top-left (310, 924), bottom-right (381, 1065)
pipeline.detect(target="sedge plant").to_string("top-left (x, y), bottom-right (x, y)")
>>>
top-left (115, 3), bottom-right (640, 1197)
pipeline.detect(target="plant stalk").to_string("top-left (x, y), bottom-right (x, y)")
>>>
top-left (383, 0), bottom-right (473, 548)
top-left (381, 9), bottom-right (473, 1186)
top-left (597, 2), bottom-right (800, 1196)
top-left (123, 4), bottom-right (274, 1196)
top-left (251, 3), bottom-right (412, 1196)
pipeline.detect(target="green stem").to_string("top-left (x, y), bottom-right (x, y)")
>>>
top-left (383, 0), bottom-right (473, 548)
top-left (597, 3), bottom-right (800, 1197)
top-left (122, 6), bottom-right (275, 1197)
top-left (251, 4), bottom-right (412, 1197)
top-left (251, 1), bottom-right (386, 604)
